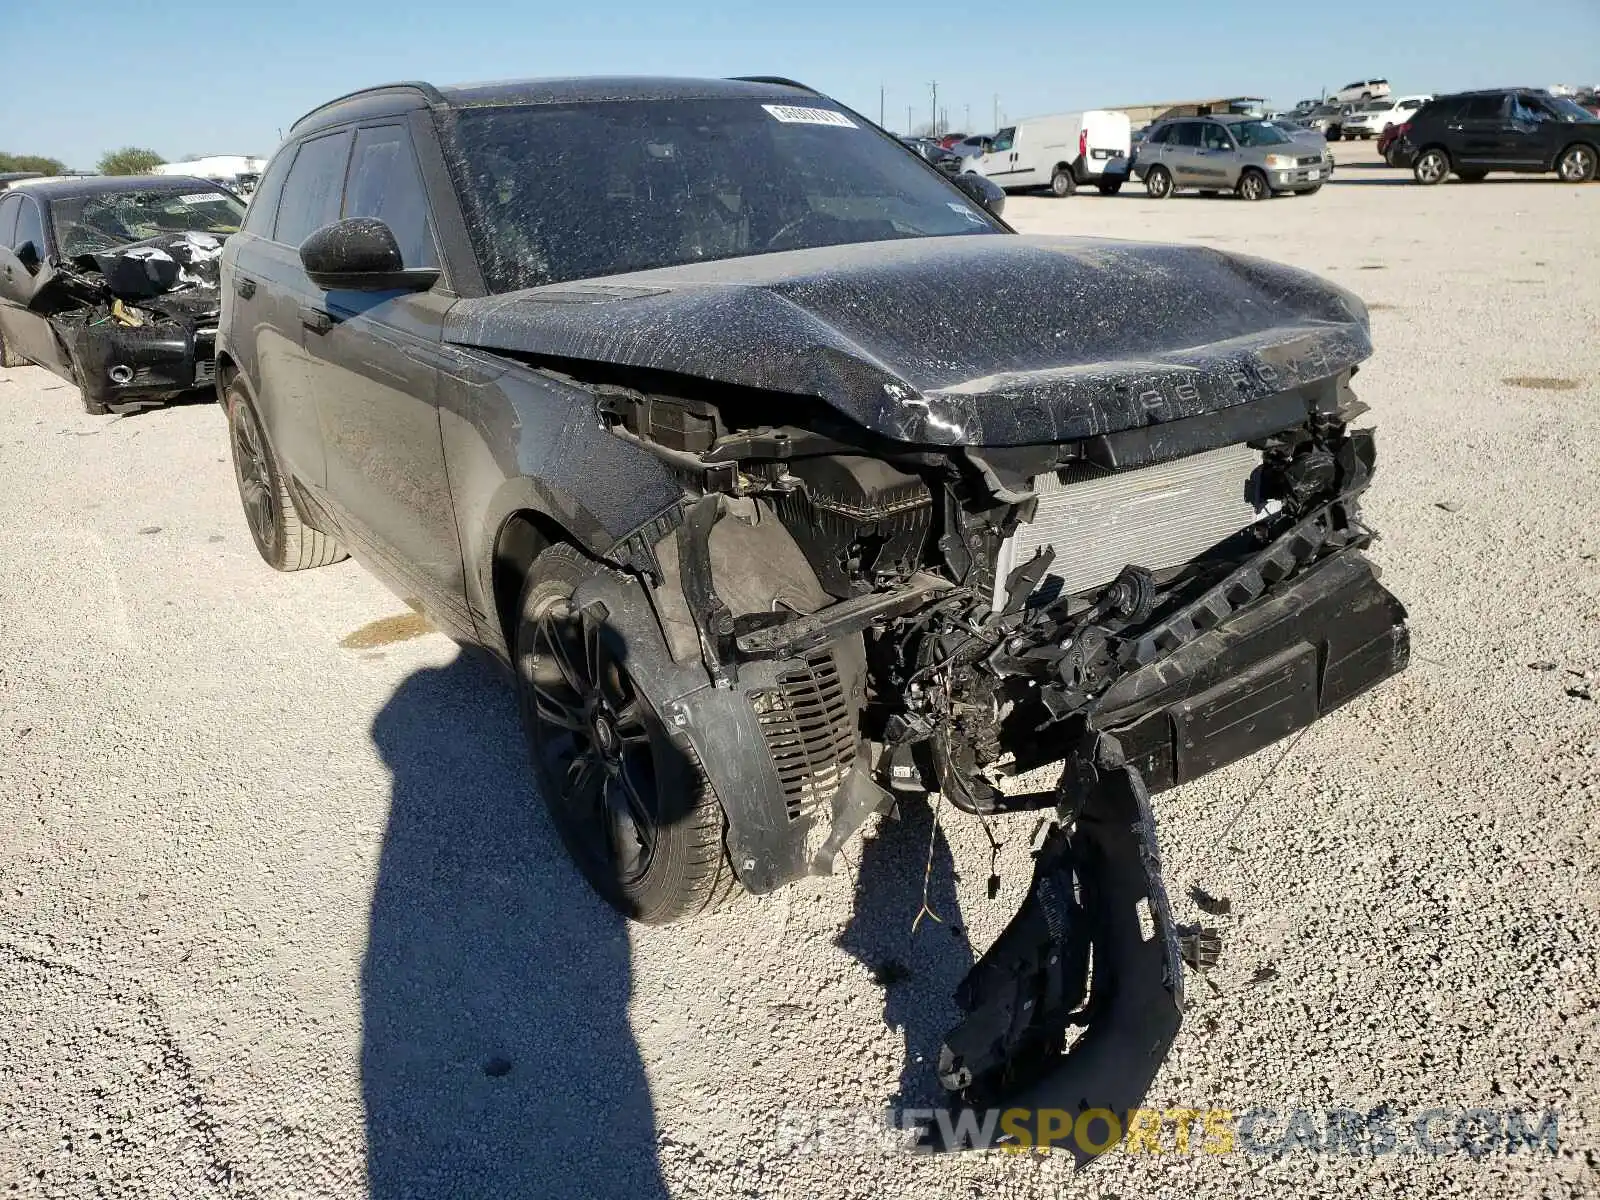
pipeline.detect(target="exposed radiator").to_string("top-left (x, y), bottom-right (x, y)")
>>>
top-left (992, 442), bottom-right (1266, 606)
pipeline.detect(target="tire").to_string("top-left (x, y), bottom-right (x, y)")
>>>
top-left (1413, 147), bottom-right (1450, 185)
top-left (1096, 180), bottom-right (1123, 195)
top-left (1050, 166), bottom-right (1076, 197)
top-left (1557, 143), bottom-right (1597, 183)
top-left (0, 328), bottom-right (23, 369)
top-left (225, 380), bottom-right (346, 571)
top-left (1457, 170), bottom-right (1488, 183)
top-left (1145, 165), bottom-right (1173, 199)
top-left (1302, 184), bottom-right (1324, 195)
top-left (1237, 169), bottom-right (1270, 201)
top-left (1328, 128), bottom-right (1342, 142)
top-left (514, 544), bottom-right (736, 924)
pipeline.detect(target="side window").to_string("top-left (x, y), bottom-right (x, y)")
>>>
top-left (241, 147), bottom-right (296, 237)
top-left (1459, 95), bottom-right (1506, 121)
top-left (1147, 125), bottom-right (1170, 145)
top-left (1175, 122), bottom-right (1204, 148)
top-left (0, 194), bottom-right (20, 248)
top-left (1202, 122), bottom-right (1233, 151)
top-left (991, 127), bottom-right (1015, 152)
top-left (14, 197), bottom-right (46, 256)
top-left (273, 130), bottom-right (353, 247)
top-left (342, 126), bottom-right (438, 268)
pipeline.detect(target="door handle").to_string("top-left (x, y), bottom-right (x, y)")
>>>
top-left (235, 276), bottom-right (256, 299)
top-left (299, 305), bottom-right (334, 335)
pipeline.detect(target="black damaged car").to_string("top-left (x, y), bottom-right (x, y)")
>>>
top-left (217, 76), bottom-right (1409, 1138)
top-left (0, 176), bottom-right (244, 413)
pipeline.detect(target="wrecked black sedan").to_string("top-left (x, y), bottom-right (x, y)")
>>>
top-left (0, 176), bottom-right (243, 413)
top-left (217, 76), bottom-right (1409, 1133)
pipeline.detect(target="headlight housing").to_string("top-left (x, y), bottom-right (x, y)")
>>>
top-left (1263, 153), bottom-right (1296, 170)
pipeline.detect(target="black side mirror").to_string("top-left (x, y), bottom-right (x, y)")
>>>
top-left (15, 241), bottom-right (40, 272)
top-left (299, 217), bottom-right (439, 292)
top-left (950, 172), bottom-right (1006, 218)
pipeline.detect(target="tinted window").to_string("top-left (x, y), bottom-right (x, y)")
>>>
top-left (15, 197), bottom-right (46, 255)
top-left (1202, 123), bottom-right (1232, 151)
top-left (1174, 122), bottom-right (1204, 148)
top-left (1458, 95), bottom-right (1506, 121)
top-left (1147, 124), bottom-right (1172, 144)
top-left (274, 131), bottom-right (352, 247)
top-left (342, 126), bottom-right (438, 268)
top-left (443, 99), bottom-right (1001, 293)
top-left (0, 194), bottom-right (20, 248)
top-left (242, 147), bottom-right (296, 237)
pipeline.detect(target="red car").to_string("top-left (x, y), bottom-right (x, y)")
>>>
top-left (1378, 120), bottom-right (1409, 165)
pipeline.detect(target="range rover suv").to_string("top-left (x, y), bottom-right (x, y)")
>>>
top-left (216, 75), bottom-right (1408, 1130)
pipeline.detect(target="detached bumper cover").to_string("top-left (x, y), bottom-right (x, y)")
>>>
top-left (57, 319), bottom-right (216, 406)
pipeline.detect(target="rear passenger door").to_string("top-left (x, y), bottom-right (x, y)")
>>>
top-left (1450, 93), bottom-right (1510, 164)
top-left (299, 122), bottom-right (468, 625)
top-left (1167, 122), bottom-right (1204, 185)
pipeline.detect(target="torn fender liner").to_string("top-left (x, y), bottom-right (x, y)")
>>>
top-left (929, 736), bottom-right (1183, 1163)
top-left (442, 234), bottom-right (1371, 446)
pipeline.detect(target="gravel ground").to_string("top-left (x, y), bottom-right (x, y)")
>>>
top-left (2, 142), bottom-right (1597, 1199)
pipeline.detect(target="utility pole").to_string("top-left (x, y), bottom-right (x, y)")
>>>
top-left (993, 93), bottom-right (999, 130)
top-left (929, 81), bottom-right (938, 137)
top-left (879, 85), bottom-right (885, 129)
top-left (964, 103), bottom-right (971, 131)
top-left (907, 105), bottom-right (914, 134)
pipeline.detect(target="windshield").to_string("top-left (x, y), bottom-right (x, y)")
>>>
top-left (443, 99), bottom-right (1001, 293)
top-left (1232, 121), bottom-right (1291, 147)
top-left (1541, 95), bottom-right (1596, 122)
top-left (51, 188), bottom-right (245, 258)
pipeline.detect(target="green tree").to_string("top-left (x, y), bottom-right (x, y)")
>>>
top-left (95, 147), bottom-right (165, 175)
top-left (0, 152), bottom-right (68, 175)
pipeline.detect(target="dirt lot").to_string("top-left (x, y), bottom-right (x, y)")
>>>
top-left (2, 141), bottom-right (1597, 1199)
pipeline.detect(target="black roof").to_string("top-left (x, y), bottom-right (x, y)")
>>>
top-left (4, 174), bottom-right (223, 201)
top-left (291, 75), bottom-right (818, 136)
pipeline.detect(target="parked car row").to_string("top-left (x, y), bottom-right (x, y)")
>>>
top-left (1, 76), bottom-right (1417, 1130)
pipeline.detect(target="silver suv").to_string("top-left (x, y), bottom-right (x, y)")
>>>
top-left (1132, 115), bottom-right (1333, 200)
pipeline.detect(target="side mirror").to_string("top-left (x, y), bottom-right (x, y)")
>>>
top-left (15, 241), bottom-right (40, 272)
top-left (299, 217), bottom-right (439, 292)
top-left (950, 172), bottom-right (1006, 218)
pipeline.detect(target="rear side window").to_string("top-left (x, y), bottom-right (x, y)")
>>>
top-left (242, 148), bottom-right (296, 237)
top-left (14, 197), bottom-right (45, 255)
top-left (0, 194), bottom-right (20, 247)
top-left (274, 130), bottom-right (352, 247)
top-left (342, 126), bottom-right (438, 268)
top-left (1458, 95), bottom-right (1506, 121)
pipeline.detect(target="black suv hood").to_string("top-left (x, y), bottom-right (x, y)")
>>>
top-left (443, 234), bottom-right (1372, 447)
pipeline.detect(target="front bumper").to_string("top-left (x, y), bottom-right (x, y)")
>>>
top-left (58, 319), bottom-right (216, 408)
top-left (1269, 165), bottom-right (1330, 190)
top-left (1093, 548), bottom-right (1409, 793)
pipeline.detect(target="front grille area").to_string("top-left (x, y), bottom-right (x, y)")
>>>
top-left (993, 442), bottom-right (1266, 606)
top-left (1297, 155), bottom-right (1324, 166)
top-left (752, 649), bottom-right (857, 821)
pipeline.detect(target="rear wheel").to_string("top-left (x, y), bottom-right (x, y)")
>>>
top-left (1050, 166), bottom-right (1076, 197)
top-left (1413, 147), bottom-right (1450, 185)
top-left (1145, 165), bottom-right (1173, 199)
top-left (1237, 169), bottom-right (1270, 201)
top-left (225, 380), bottom-right (346, 571)
top-left (515, 544), bottom-right (736, 924)
top-left (1557, 143), bottom-right (1597, 182)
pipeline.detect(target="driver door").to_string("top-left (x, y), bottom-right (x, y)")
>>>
top-left (977, 127), bottom-right (1020, 183)
top-left (0, 193), bottom-right (70, 373)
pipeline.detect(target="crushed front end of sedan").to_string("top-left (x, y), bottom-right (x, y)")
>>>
top-left (447, 233), bottom-right (1410, 1138)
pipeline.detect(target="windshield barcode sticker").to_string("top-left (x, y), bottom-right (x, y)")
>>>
top-left (179, 193), bottom-right (229, 204)
top-left (761, 104), bottom-right (857, 128)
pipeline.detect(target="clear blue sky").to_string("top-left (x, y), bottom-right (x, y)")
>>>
top-left (4, 0), bottom-right (1597, 169)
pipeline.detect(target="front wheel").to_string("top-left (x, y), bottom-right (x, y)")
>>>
top-left (1237, 169), bottom-right (1269, 201)
top-left (1413, 147), bottom-right (1450, 185)
top-left (1557, 143), bottom-right (1597, 183)
top-left (1145, 165), bottom-right (1173, 199)
top-left (225, 381), bottom-right (347, 571)
top-left (1050, 167), bottom-right (1076, 197)
top-left (515, 544), bottom-right (737, 924)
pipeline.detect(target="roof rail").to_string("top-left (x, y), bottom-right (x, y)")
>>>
top-left (728, 76), bottom-right (815, 93)
top-left (290, 81), bottom-right (447, 133)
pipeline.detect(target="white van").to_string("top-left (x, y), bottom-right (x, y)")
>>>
top-left (967, 111), bottom-right (1133, 195)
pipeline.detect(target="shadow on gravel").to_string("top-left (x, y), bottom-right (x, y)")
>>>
top-left (363, 651), bottom-right (666, 1200)
top-left (837, 798), bottom-right (973, 1110)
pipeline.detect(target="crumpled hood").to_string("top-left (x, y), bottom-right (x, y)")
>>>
top-left (443, 234), bottom-right (1372, 446)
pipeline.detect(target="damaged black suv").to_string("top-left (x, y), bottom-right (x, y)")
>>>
top-left (0, 176), bottom-right (244, 413)
top-left (218, 76), bottom-right (1408, 1129)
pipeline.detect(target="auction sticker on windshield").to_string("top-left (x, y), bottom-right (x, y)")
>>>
top-left (180, 193), bottom-right (233, 204)
top-left (761, 105), bottom-right (857, 128)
